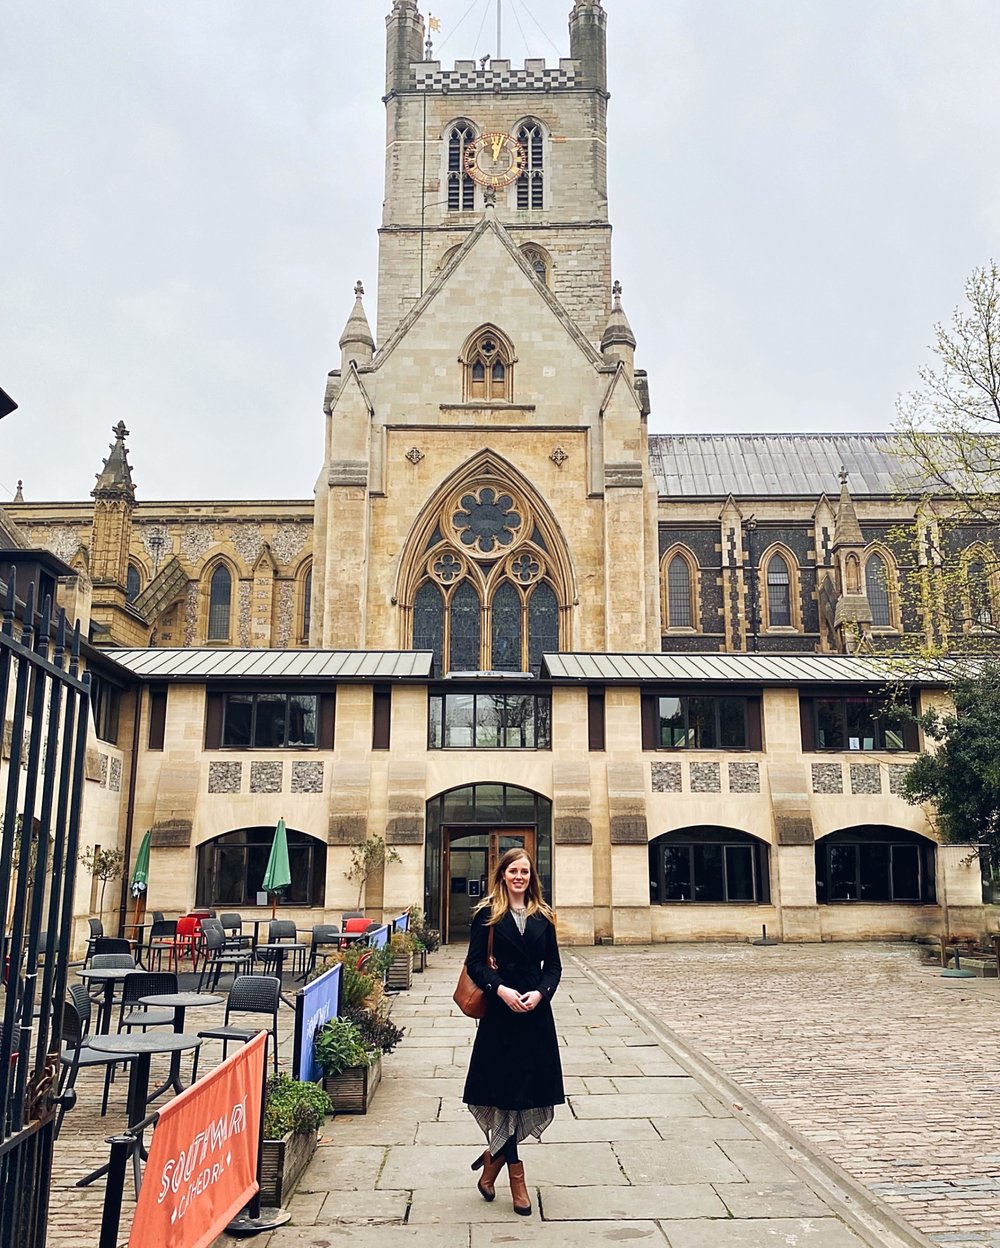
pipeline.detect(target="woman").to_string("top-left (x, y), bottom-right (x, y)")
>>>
top-left (462, 846), bottom-right (564, 1217)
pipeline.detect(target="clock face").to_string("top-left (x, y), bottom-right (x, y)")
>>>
top-left (464, 132), bottom-right (527, 189)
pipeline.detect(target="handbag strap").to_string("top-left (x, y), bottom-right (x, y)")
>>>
top-left (487, 922), bottom-right (497, 972)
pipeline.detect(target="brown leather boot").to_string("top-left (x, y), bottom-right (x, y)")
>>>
top-left (508, 1160), bottom-right (531, 1215)
top-left (472, 1149), bottom-right (506, 1201)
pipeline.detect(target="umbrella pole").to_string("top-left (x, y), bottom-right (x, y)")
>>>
top-left (133, 893), bottom-right (146, 937)
top-left (271, 892), bottom-right (277, 920)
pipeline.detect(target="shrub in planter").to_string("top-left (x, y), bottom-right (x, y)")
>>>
top-left (343, 1003), bottom-right (404, 1056)
top-left (386, 931), bottom-right (416, 991)
top-left (260, 1075), bottom-right (332, 1205)
top-left (314, 1017), bottom-right (382, 1114)
top-left (408, 906), bottom-right (440, 956)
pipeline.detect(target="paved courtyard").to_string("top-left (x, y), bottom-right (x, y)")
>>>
top-left (582, 942), bottom-right (1000, 1248)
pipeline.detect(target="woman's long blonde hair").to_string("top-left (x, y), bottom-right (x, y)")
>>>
top-left (474, 846), bottom-right (555, 927)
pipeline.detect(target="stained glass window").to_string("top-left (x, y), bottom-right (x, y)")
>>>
top-left (413, 581), bottom-right (444, 675)
top-left (207, 565), bottom-right (232, 640)
top-left (968, 558), bottom-right (994, 627)
top-left (491, 581), bottom-right (522, 671)
top-left (449, 581), bottom-right (481, 672)
top-left (527, 582), bottom-right (558, 676)
top-left (667, 555), bottom-right (693, 628)
top-left (766, 554), bottom-right (791, 627)
top-left (302, 568), bottom-right (312, 642)
top-left (865, 554), bottom-right (891, 627)
top-left (126, 563), bottom-right (141, 604)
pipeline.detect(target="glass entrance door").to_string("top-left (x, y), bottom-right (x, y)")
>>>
top-left (444, 828), bottom-right (535, 943)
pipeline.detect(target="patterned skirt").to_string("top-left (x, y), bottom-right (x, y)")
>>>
top-left (467, 1104), bottom-right (554, 1156)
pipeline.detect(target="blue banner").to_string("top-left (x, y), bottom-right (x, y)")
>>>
top-left (368, 923), bottom-right (390, 950)
top-left (293, 961), bottom-right (342, 1083)
top-left (392, 909), bottom-right (410, 933)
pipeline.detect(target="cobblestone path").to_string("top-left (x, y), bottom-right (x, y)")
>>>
top-left (583, 942), bottom-right (1000, 1248)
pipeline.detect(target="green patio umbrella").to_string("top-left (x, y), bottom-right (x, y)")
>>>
top-left (261, 817), bottom-right (292, 918)
top-left (129, 827), bottom-right (152, 930)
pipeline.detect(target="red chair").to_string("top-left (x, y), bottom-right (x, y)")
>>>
top-left (341, 916), bottom-right (371, 949)
top-left (174, 915), bottom-right (202, 970)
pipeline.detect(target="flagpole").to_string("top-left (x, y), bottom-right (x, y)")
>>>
top-left (497, 0), bottom-right (501, 58)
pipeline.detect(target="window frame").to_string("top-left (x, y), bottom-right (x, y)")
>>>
top-left (196, 827), bottom-right (327, 908)
top-left (205, 687), bottom-right (335, 751)
top-left (810, 694), bottom-right (911, 753)
top-left (815, 829), bottom-right (935, 904)
top-left (649, 830), bottom-right (771, 905)
top-left (447, 122), bottom-right (477, 212)
top-left (757, 543), bottom-right (802, 633)
top-left (428, 687), bottom-right (552, 750)
top-left (647, 693), bottom-right (757, 752)
top-left (206, 562), bottom-right (234, 643)
top-left (661, 544), bottom-right (699, 633)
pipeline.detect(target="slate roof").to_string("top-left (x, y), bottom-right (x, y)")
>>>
top-left (107, 648), bottom-right (434, 681)
top-left (649, 433), bottom-right (912, 498)
top-left (542, 652), bottom-right (951, 685)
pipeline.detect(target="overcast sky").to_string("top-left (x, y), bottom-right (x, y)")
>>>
top-left (2, 1), bottom-right (998, 502)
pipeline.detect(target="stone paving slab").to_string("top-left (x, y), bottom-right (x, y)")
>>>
top-left (538, 1182), bottom-right (727, 1219)
top-left (659, 1218), bottom-right (869, 1247)
top-left (714, 1180), bottom-right (831, 1218)
top-left (470, 1221), bottom-right (668, 1245)
top-left (614, 1139), bottom-right (747, 1184)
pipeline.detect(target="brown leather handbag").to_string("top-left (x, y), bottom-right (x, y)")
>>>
top-left (454, 924), bottom-right (495, 1019)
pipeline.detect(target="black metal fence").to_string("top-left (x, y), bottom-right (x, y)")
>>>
top-left (0, 572), bottom-right (90, 1248)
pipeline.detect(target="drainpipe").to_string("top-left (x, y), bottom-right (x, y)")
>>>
top-left (117, 685), bottom-right (142, 936)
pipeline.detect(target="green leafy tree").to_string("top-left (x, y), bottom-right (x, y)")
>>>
top-left (79, 845), bottom-right (125, 914)
top-left (900, 666), bottom-right (1000, 883)
top-left (890, 261), bottom-right (1000, 664)
top-left (344, 835), bottom-right (401, 910)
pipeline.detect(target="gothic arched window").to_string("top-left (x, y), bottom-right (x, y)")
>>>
top-left (414, 580), bottom-right (445, 674)
top-left (865, 553), bottom-right (892, 628)
top-left (301, 567), bottom-right (312, 644)
top-left (126, 563), bottom-right (142, 604)
top-left (667, 554), bottom-right (694, 629)
top-left (527, 582), bottom-right (559, 676)
top-left (766, 554), bottom-right (791, 628)
top-left (516, 121), bottom-right (544, 210)
top-left (968, 556), bottom-right (995, 628)
top-left (491, 581), bottom-right (522, 671)
top-left (448, 123), bottom-right (476, 212)
top-left (449, 581), bottom-right (482, 672)
top-left (462, 327), bottom-right (514, 402)
top-left (207, 564), bottom-right (232, 641)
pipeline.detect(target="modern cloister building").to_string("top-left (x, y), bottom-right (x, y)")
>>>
top-left (2, 1), bottom-right (993, 949)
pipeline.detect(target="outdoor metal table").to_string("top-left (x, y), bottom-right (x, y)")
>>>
top-left (139, 991), bottom-right (223, 1098)
top-left (77, 1032), bottom-right (201, 1194)
top-left (76, 966), bottom-right (137, 1034)
top-left (254, 942), bottom-right (307, 1006)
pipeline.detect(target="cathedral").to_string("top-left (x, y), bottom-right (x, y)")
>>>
top-left (2, 1), bottom-right (991, 949)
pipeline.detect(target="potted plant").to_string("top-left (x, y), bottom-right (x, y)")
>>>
top-left (260, 1074), bottom-right (332, 1205)
top-left (314, 1017), bottom-right (381, 1114)
top-left (385, 930), bottom-right (416, 991)
top-left (409, 906), bottom-right (441, 967)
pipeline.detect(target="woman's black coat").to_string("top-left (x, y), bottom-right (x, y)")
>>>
top-left (462, 907), bottom-right (565, 1111)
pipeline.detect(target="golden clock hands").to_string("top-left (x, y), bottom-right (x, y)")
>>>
top-left (491, 134), bottom-right (504, 162)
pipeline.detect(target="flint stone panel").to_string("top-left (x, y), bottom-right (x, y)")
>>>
top-left (109, 757), bottom-right (122, 793)
top-left (811, 763), bottom-right (843, 794)
top-left (689, 762), bottom-right (721, 793)
top-left (728, 762), bottom-right (759, 793)
top-left (888, 764), bottom-right (910, 796)
top-left (292, 761), bottom-right (324, 794)
top-left (250, 761), bottom-right (282, 794)
top-left (850, 764), bottom-right (882, 795)
top-left (208, 761), bottom-right (242, 794)
top-left (651, 762), bottom-right (682, 793)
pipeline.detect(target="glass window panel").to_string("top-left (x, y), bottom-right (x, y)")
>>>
top-left (527, 583), bottom-right (559, 676)
top-left (222, 694), bottom-right (253, 747)
top-left (474, 784), bottom-right (504, 822)
top-left (693, 844), bottom-right (725, 901)
top-left (884, 723), bottom-right (905, 751)
top-left (766, 554), bottom-right (791, 627)
top-left (535, 695), bottom-right (551, 749)
top-left (303, 570), bottom-right (312, 642)
top-left (816, 699), bottom-right (844, 750)
top-left (658, 696), bottom-right (685, 748)
top-left (667, 556), bottom-right (692, 628)
top-left (286, 845), bottom-right (311, 904)
top-left (247, 844), bottom-right (271, 902)
top-left (501, 694), bottom-right (535, 747)
top-left (287, 694), bottom-right (317, 746)
top-left (687, 696), bottom-right (717, 749)
top-left (443, 693), bottom-right (475, 748)
top-left (215, 846), bottom-right (246, 905)
top-left (475, 693), bottom-right (500, 748)
top-left (866, 555), bottom-right (891, 627)
top-left (503, 786), bottom-right (536, 820)
top-left (491, 582), bottom-right (522, 671)
top-left (718, 697), bottom-right (747, 748)
top-left (442, 786), bottom-right (475, 821)
top-left (253, 693), bottom-right (288, 748)
top-left (891, 845), bottom-right (920, 900)
top-left (845, 698), bottom-right (877, 751)
top-left (662, 846), bottom-right (691, 901)
top-left (828, 844), bottom-right (857, 900)
top-left (428, 695), bottom-right (443, 749)
top-left (725, 845), bottom-right (755, 901)
top-left (126, 564), bottom-right (141, 603)
top-left (413, 581), bottom-right (444, 676)
top-left (208, 565), bottom-right (232, 640)
top-left (859, 842), bottom-right (892, 901)
top-left (450, 582), bottom-right (482, 672)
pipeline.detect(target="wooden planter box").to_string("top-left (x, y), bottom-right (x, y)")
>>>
top-left (260, 1128), bottom-right (318, 1205)
top-left (413, 948), bottom-right (426, 973)
top-left (386, 950), bottom-right (413, 991)
top-left (322, 1055), bottom-right (382, 1114)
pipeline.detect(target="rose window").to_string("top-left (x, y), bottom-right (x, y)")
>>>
top-left (452, 487), bottom-right (522, 555)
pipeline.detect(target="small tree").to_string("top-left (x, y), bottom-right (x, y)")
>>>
top-left (344, 835), bottom-right (400, 911)
top-left (899, 664), bottom-right (1000, 873)
top-left (79, 846), bottom-right (126, 915)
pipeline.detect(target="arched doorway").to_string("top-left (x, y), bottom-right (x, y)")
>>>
top-left (195, 826), bottom-right (327, 908)
top-left (648, 827), bottom-right (771, 904)
top-left (815, 826), bottom-right (936, 904)
top-left (425, 784), bottom-right (552, 943)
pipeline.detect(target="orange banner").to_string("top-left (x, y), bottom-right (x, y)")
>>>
top-left (128, 1030), bottom-right (267, 1248)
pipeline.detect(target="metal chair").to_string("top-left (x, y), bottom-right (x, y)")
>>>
top-left (87, 951), bottom-right (138, 1002)
top-left (57, 999), bottom-right (132, 1131)
top-left (341, 911), bottom-right (366, 924)
top-left (256, 920), bottom-right (306, 978)
top-left (145, 919), bottom-right (178, 972)
top-left (152, 911), bottom-right (165, 923)
top-left (305, 924), bottom-right (341, 978)
top-left (92, 937), bottom-right (132, 957)
top-left (197, 925), bottom-right (253, 992)
top-left (219, 913), bottom-right (250, 950)
top-left (116, 970), bottom-right (178, 1032)
top-left (67, 983), bottom-right (94, 1032)
top-left (192, 975), bottom-right (280, 1076)
top-left (84, 918), bottom-right (104, 965)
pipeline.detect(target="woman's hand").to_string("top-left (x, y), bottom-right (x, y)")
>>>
top-left (498, 985), bottom-right (531, 1013)
top-left (518, 990), bottom-right (543, 1011)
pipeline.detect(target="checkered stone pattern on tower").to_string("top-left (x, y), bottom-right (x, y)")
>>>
top-left (412, 64), bottom-right (576, 92)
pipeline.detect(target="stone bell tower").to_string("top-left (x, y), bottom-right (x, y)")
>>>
top-left (89, 421), bottom-right (149, 646)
